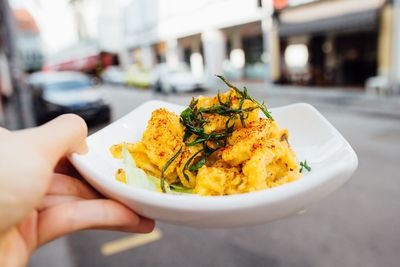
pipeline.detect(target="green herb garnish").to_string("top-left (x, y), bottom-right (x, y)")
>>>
top-left (299, 160), bottom-right (311, 173)
top-left (170, 183), bottom-right (193, 194)
top-left (216, 75), bottom-right (273, 120)
top-left (160, 75), bottom-right (274, 193)
top-left (161, 146), bottom-right (183, 193)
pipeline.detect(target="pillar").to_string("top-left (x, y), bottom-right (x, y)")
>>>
top-left (140, 45), bottom-right (154, 69)
top-left (267, 19), bottom-right (281, 83)
top-left (229, 30), bottom-right (244, 80)
top-left (201, 28), bottom-right (226, 82)
top-left (391, 0), bottom-right (400, 93)
top-left (262, 0), bottom-right (279, 83)
top-left (166, 39), bottom-right (181, 68)
top-left (378, 4), bottom-right (393, 78)
top-left (190, 36), bottom-right (204, 78)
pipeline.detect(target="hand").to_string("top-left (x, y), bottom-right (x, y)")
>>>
top-left (0, 115), bottom-right (155, 267)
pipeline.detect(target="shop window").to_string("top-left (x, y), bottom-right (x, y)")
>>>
top-left (284, 44), bottom-right (309, 68)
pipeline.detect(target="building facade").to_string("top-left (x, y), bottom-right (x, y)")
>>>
top-left (275, 0), bottom-right (396, 88)
top-left (100, 0), bottom-right (400, 90)
top-left (121, 0), bottom-right (273, 82)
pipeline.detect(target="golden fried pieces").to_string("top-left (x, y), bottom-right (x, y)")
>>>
top-left (110, 90), bottom-right (302, 196)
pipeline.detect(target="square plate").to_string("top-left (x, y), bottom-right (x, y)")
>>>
top-left (70, 101), bottom-right (358, 228)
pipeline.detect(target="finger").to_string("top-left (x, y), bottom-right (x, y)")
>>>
top-left (47, 173), bottom-right (100, 199)
top-left (16, 114), bottom-right (88, 167)
top-left (38, 199), bottom-right (155, 246)
top-left (37, 195), bottom-right (83, 211)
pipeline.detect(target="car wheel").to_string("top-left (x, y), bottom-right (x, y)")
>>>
top-left (103, 106), bottom-right (111, 122)
top-left (31, 99), bottom-right (45, 125)
top-left (171, 86), bottom-right (177, 94)
top-left (154, 81), bottom-right (162, 93)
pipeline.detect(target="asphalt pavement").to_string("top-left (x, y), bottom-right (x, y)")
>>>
top-left (29, 83), bottom-right (400, 267)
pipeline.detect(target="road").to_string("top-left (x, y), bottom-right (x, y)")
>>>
top-left (29, 84), bottom-right (400, 267)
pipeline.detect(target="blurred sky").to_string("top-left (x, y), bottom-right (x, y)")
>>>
top-left (10, 0), bottom-right (100, 55)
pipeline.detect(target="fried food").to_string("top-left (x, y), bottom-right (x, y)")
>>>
top-left (110, 81), bottom-right (302, 196)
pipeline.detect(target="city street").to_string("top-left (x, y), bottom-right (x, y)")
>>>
top-left (2, 0), bottom-right (400, 266)
top-left (29, 84), bottom-right (400, 267)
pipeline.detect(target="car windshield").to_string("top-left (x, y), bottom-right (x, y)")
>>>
top-left (45, 79), bottom-right (91, 92)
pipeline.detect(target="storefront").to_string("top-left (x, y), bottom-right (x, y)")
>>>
top-left (222, 21), bottom-right (267, 81)
top-left (276, 0), bottom-right (386, 87)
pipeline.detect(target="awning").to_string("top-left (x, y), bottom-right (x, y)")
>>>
top-left (277, 0), bottom-right (384, 37)
top-left (279, 9), bottom-right (379, 36)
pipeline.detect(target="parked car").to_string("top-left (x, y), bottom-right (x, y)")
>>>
top-left (151, 63), bottom-right (205, 93)
top-left (125, 64), bottom-right (151, 88)
top-left (28, 71), bottom-right (111, 125)
top-left (101, 66), bottom-right (125, 86)
top-left (365, 75), bottom-right (393, 95)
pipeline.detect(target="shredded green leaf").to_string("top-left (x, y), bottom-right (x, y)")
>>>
top-left (299, 160), bottom-right (311, 173)
top-left (122, 144), bottom-right (191, 194)
top-left (122, 144), bottom-right (158, 191)
top-left (170, 183), bottom-right (193, 194)
top-left (160, 146), bottom-right (183, 193)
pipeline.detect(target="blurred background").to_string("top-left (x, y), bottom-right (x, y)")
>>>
top-left (0, 0), bottom-right (399, 266)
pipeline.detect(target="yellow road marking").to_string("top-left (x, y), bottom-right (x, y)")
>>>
top-left (100, 228), bottom-right (162, 256)
top-left (297, 209), bottom-right (307, 215)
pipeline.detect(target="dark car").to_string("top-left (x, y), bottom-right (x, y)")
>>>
top-left (29, 71), bottom-right (111, 125)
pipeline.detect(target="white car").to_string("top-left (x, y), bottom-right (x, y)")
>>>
top-left (101, 66), bottom-right (125, 86)
top-left (152, 63), bottom-right (204, 93)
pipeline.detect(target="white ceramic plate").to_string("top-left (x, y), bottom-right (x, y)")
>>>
top-left (70, 100), bottom-right (358, 228)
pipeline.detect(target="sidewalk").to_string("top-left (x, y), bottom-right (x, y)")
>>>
top-left (232, 82), bottom-right (400, 119)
